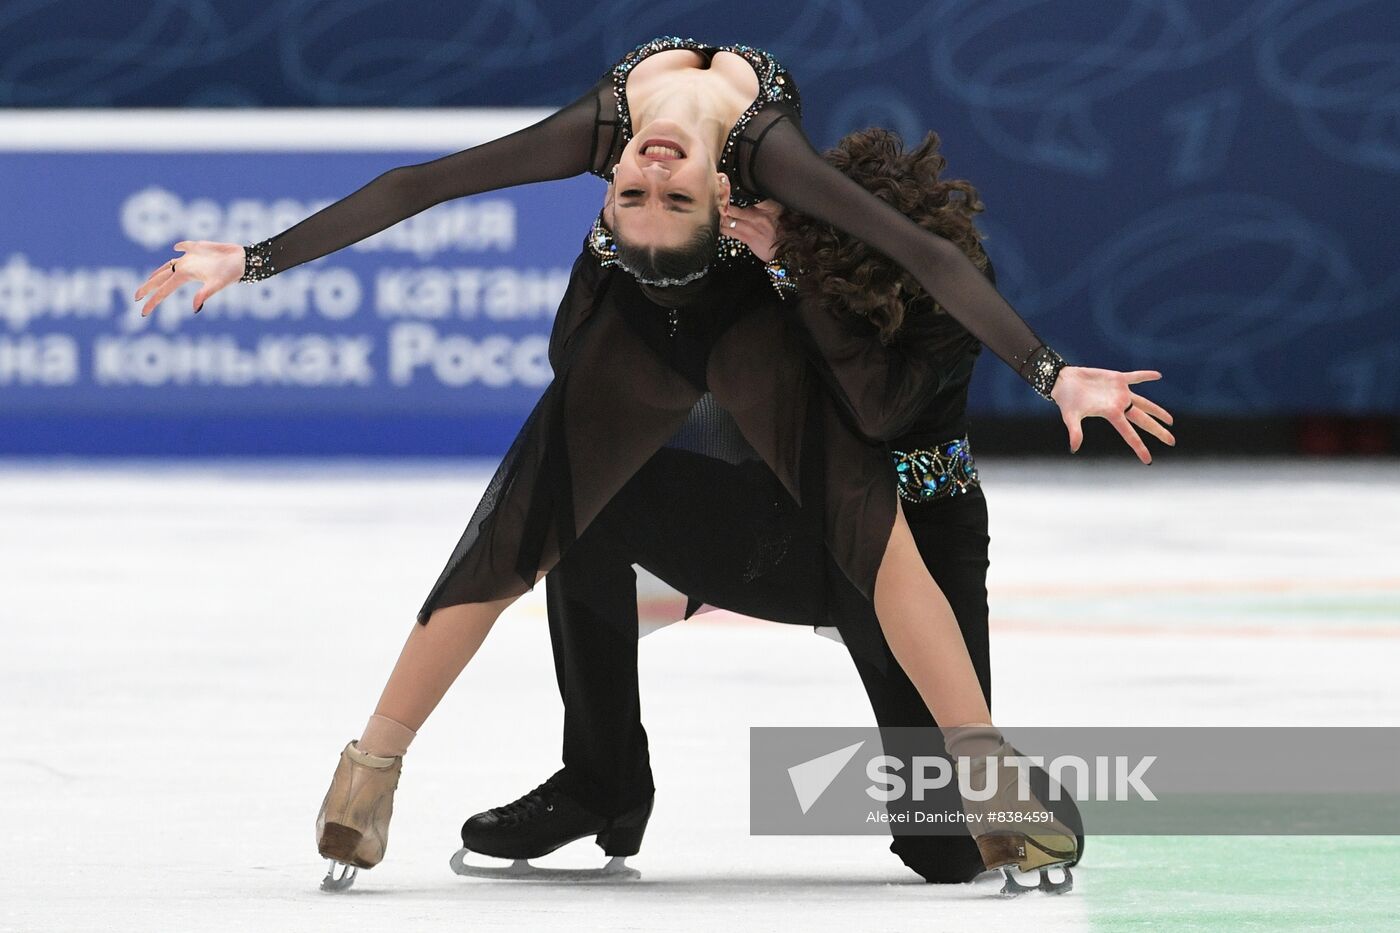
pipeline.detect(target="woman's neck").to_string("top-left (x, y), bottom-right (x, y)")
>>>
top-left (631, 76), bottom-right (734, 161)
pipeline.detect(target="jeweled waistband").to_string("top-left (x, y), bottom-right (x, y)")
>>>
top-left (889, 434), bottom-right (980, 503)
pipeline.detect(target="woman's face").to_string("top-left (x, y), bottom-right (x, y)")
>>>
top-left (608, 120), bottom-right (728, 249)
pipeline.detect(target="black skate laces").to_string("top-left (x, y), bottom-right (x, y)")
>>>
top-left (489, 778), bottom-right (562, 825)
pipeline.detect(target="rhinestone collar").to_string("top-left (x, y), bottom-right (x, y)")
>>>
top-left (586, 210), bottom-right (796, 299)
top-left (588, 209), bottom-right (761, 267)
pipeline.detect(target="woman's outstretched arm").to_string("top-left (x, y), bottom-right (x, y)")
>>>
top-left (744, 115), bottom-right (1175, 461)
top-left (747, 116), bottom-right (1055, 388)
top-left (136, 76), bottom-right (615, 314)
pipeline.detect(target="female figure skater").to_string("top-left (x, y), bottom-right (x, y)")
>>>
top-left (132, 36), bottom-right (1170, 892)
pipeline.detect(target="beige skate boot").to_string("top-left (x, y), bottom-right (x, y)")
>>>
top-left (315, 740), bottom-right (403, 891)
top-left (945, 725), bottom-right (1079, 896)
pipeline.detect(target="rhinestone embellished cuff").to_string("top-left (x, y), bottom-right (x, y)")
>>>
top-left (1020, 344), bottom-right (1067, 401)
top-left (765, 259), bottom-right (798, 299)
top-left (238, 237), bottom-right (277, 283)
top-left (585, 213), bottom-right (620, 268)
top-left (890, 434), bottom-right (980, 503)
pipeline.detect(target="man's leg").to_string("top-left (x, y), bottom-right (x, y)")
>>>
top-left (545, 510), bottom-right (655, 817)
top-left (455, 473), bottom-right (662, 866)
top-left (542, 449), bottom-right (773, 813)
top-left (524, 446), bottom-right (781, 820)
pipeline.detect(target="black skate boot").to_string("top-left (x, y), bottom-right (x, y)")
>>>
top-left (449, 771), bottom-right (652, 881)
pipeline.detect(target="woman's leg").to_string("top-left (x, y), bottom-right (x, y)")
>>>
top-left (358, 571), bottom-right (547, 755)
top-left (873, 493), bottom-right (1081, 883)
top-left (368, 600), bottom-right (509, 732)
top-left (319, 588), bottom-right (548, 880)
top-left (872, 496), bottom-right (992, 728)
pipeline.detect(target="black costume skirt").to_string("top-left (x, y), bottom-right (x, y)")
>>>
top-left (414, 250), bottom-right (898, 664)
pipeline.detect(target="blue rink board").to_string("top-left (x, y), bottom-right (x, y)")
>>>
top-left (1, 150), bottom-right (600, 454)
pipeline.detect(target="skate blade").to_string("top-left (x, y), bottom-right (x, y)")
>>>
top-left (320, 859), bottom-right (359, 892)
top-left (449, 848), bottom-right (640, 882)
top-left (998, 864), bottom-right (1073, 897)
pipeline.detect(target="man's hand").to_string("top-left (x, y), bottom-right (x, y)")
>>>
top-left (725, 200), bottom-right (785, 262)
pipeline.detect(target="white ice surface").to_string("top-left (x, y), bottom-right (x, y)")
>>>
top-left (0, 456), bottom-right (1396, 932)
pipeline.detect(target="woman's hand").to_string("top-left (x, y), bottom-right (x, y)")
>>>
top-left (1050, 367), bottom-right (1175, 463)
top-left (725, 200), bottom-right (784, 262)
top-left (133, 240), bottom-right (247, 317)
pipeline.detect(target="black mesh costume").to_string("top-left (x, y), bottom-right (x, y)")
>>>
top-left (234, 36), bottom-right (1066, 635)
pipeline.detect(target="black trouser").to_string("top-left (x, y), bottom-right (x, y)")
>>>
top-left (545, 446), bottom-right (993, 883)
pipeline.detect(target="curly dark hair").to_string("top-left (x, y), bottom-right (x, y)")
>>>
top-left (774, 127), bottom-right (992, 347)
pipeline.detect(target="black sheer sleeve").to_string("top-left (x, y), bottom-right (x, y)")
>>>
top-left (238, 76), bottom-right (619, 282)
top-left (740, 111), bottom-right (1067, 400)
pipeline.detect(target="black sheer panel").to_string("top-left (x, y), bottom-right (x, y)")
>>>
top-left (705, 293), bottom-right (897, 605)
top-left (418, 285), bottom-right (702, 619)
top-left (664, 392), bottom-right (763, 465)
